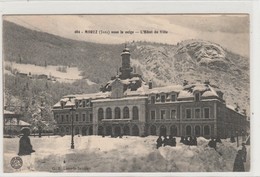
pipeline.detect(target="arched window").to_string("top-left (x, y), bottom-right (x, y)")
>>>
top-left (115, 107), bottom-right (121, 119)
top-left (186, 125), bottom-right (192, 136)
top-left (98, 108), bottom-right (104, 121)
top-left (195, 125), bottom-right (201, 136)
top-left (133, 106), bottom-right (139, 120)
top-left (204, 125), bottom-right (210, 136)
top-left (106, 108), bottom-right (112, 119)
top-left (160, 125), bottom-right (167, 137)
top-left (170, 125), bottom-right (178, 136)
top-left (150, 125), bottom-right (157, 135)
top-left (123, 106), bottom-right (129, 119)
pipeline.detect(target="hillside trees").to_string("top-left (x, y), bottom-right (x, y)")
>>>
top-left (4, 74), bottom-right (99, 132)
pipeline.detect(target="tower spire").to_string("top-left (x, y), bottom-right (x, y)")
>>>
top-left (119, 45), bottom-right (133, 79)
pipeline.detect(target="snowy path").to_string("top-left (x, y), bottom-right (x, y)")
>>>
top-left (3, 136), bottom-right (245, 173)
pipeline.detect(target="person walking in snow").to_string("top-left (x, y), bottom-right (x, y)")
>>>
top-left (233, 150), bottom-right (245, 172)
top-left (156, 136), bottom-right (163, 149)
top-left (18, 127), bottom-right (36, 171)
top-left (18, 128), bottom-right (35, 156)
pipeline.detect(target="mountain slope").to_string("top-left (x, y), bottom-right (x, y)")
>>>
top-left (3, 21), bottom-right (250, 114)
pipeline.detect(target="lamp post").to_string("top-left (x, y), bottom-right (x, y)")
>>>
top-left (70, 106), bottom-right (75, 149)
top-left (236, 130), bottom-right (239, 147)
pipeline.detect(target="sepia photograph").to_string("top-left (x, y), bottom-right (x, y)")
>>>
top-left (2, 14), bottom-right (250, 173)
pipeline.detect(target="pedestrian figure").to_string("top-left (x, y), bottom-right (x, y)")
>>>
top-left (163, 136), bottom-right (170, 146)
top-left (190, 137), bottom-right (196, 146)
top-left (172, 137), bottom-right (177, 147)
top-left (241, 143), bottom-right (247, 162)
top-left (180, 136), bottom-right (184, 144)
top-left (183, 137), bottom-right (188, 145)
top-left (18, 128), bottom-right (35, 156)
top-left (194, 137), bottom-right (198, 146)
top-left (230, 136), bottom-right (236, 143)
top-left (18, 128), bottom-right (36, 171)
top-left (208, 138), bottom-right (216, 150)
top-left (233, 150), bottom-right (245, 172)
top-left (216, 137), bottom-right (222, 143)
top-left (168, 135), bottom-right (174, 147)
top-left (156, 136), bottom-right (163, 149)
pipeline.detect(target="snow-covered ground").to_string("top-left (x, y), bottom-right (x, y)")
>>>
top-left (4, 61), bottom-right (96, 85)
top-left (3, 136), bottom-right (250, 173)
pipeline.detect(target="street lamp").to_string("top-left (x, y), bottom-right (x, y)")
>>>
top-left (70, 106), bottom-right (75, 149)
top-left (236, 130), bottom-right (239, 147)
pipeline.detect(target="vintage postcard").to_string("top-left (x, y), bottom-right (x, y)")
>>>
top-left (2, 14), bottom-right (250, 173)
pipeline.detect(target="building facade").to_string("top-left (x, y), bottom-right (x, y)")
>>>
top-left (52, 47), bottom-right (248, 138)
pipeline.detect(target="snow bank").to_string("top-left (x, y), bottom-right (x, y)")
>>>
top-left (3, 136), bottom-right (247, 173)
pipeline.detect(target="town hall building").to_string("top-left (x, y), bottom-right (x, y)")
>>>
top-left (52, 47), bottom-right (248, 138)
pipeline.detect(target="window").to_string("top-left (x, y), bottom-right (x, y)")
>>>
top-left (56, 115), bottom-right (59, 121)
top-left (61, 115), bottom-right (64, 122)
top-left (204, 125), bottom-right (210, 136)
top-left (161, 95), bottom-right (166, 103)
top-left (90, 114), bottom-right (93, 122)
top-left (160, 110), bottom-right (166, 119)
top-left (204, 108), bottom-right (210, 118)
top-left (66, 127), bottom-right (70, 133)
top-left (151, 110), bottom-right (156, 120)
top-left (186, 125), bottom-right (192, 136)
top-left (123, 107), bottom-right (129, 119)
top-left (82, 114), bottom-right (86, 121)
top-left (76, 114), bottom-right (79, 121)
top-left (151, 96), bottom-right (155, 104)
top-left (195, 108), bottom-right (201, 118)
top-left (195, 92), bottom-right (200, 101)
top-left (106, 108), bottom-right (112, 119)
top-left (66, 114), bottom-right (69, 122)
top-left (115, 107), bottom-right (121, 119)
top-left (75, 101), bottom-right (79, 108)
top-left (171, 94), bottom-right (176, 102)
top-left (195, 126), bottom-right (201, 136)
top-left (82, 101), bottom-right (86, 107)
top-left (171, 109), bottom-right (177, 119)
top-left (186, 109), bottom-right (192, 119)
top-left (133, 106), bottom-right (139, 120)
top-left (98, 108), bottom-right (104, 121)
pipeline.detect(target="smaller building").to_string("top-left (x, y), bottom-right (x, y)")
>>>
top-left (3, 110), bottom-right (30, 136)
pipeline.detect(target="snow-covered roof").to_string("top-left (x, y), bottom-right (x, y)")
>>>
top-left (4, 110), bottom-right (16, 115)
top-left (5, 120), bottom-right (30, 126)
top-left (146, 85), bottom-right (183, 95)
top-left (226, 104), bottom-right (245, 116)
top-left (92, 96), bottom-right (147, 103)
top-left (53, 82), bottom-right (225, 109)
top-left (64, 92), bottom-right (111, 100)
top-left (178, 90), bottom-right (193, 99)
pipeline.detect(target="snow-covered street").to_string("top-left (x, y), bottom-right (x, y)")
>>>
top-left (4, 135), bottom-right (250, 173)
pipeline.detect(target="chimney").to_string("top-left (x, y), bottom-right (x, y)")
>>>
top-left (183, 80), bottom-right (188, 86)
top-left (148, 80), bottom-right (153, 89)
top-left (204, 79), bottom-right (210, 85)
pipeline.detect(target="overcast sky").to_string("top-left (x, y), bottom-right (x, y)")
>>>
top-left (4, 15), bottom-right (249, 57)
